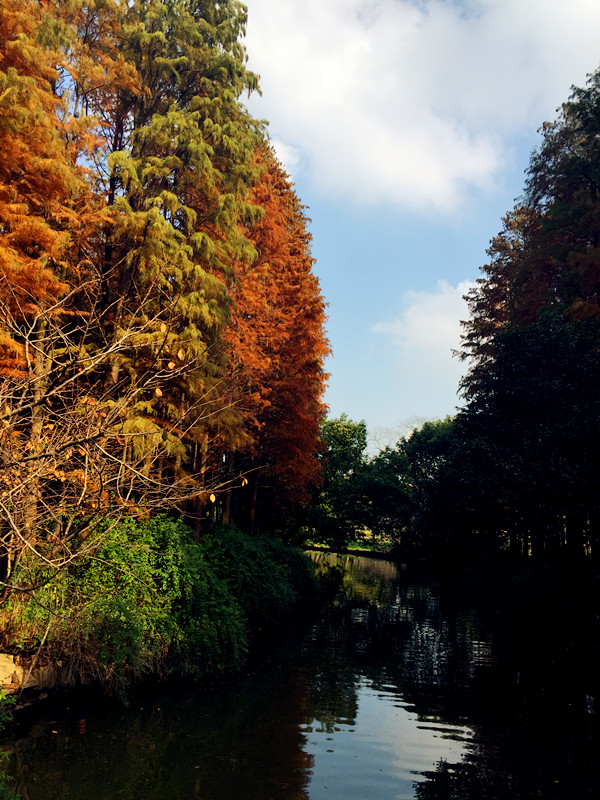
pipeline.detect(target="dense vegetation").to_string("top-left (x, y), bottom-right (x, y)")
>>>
top-left (313, 67), bottom-right (600, 573)
top-left (2, 516), bottom-right (316, 693)
top-left (3, 0), bottom-right (600, 704)
top-left (0, 0), bottom-right (329, 588)
top-left (0, 0), bottom-right (328, 690)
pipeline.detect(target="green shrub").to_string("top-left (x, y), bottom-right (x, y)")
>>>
top-left (0, 518), bottom-right (315, 692)
top-left (197, 526), bottom-right (318, 634)
top-left (3, 517), bottom-right (246, 690)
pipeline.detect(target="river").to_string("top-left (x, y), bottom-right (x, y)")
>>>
top-left (2, 552), bottom-right (599, 799)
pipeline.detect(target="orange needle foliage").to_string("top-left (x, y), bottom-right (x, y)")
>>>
top-left (0, 0), bottom-right (98, 374)
top-left (226, 145), bottom-right (329, 515)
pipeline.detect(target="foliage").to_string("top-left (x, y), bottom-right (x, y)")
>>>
top-left (455, 66), bottom-right (600, 565)
top-left (304, 414), bottom-right (413, 550)
top-left (0, 689), bottom-right (14, 733)
top-left (456, 316), bottom-right (600, 560)
top-left (304, 414), bottom-right (370, 548)
top-left (0, 0), bottom-right (328, 603)
top-left (223, 145), bottom-right (330, 527)
top-left (196, 525), bottom-right (318, 634)
top-left (0, 517), bottom-right (315, 692)
top-left (0, 747), bottom-right (18, 800)
top-left (389, 417), bottom-right (463, 559)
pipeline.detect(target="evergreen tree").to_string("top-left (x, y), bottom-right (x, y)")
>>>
top-left (61, 0), bottom-right (265, 496)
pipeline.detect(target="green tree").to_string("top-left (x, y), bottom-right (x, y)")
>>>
top-left (72, 0), bottom-right (263, 485)
top-left (356, 446), bottom-right (412, 546)
top-left (460, 316), bottom-right (600, 561)
top-left (459, 65), bottom-right (600, 564)
top-left (306, 414), bottom-right (369, 548)
top-left (391, 417), bottom-right (467, 561)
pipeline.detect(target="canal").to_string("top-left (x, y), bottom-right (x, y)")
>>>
top-left (2, 552), bottom-right (599, 798)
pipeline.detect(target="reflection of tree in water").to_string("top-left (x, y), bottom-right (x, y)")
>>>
top-left (4, 666), bottom-right (314, 800)
top-left (303, 553), bottom-right (496, 746)
top-left (309, 553), bottom-right (600, 800)
top-left (414, 758), bottom-right (511, 800)
top-left (407, 585), bottom-right (600, 799)
top-left (309, 554), bottom-right (494, 701)
top-left (411, 648), bottom-right (600, 800)
top-left (300, 604), bottom-right (359, 733)
top-left (415, 704), bottom-right (600, 800)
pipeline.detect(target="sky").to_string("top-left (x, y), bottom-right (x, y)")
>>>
top-left (242, 0), bottom-right (600, 450)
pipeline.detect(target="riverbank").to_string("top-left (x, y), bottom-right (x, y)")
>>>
top-left (0, 519), bottom-right (318, 709)
top-left (6, 552), bottom-right (599, 800)
top-left (305, 543), bottom-right (396, 560)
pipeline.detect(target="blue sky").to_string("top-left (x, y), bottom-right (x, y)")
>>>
top-left (243, 0), bottom-right (600, 449)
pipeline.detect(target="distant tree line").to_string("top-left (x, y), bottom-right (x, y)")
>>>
top-left (313, 67), bottom-right (600, 568)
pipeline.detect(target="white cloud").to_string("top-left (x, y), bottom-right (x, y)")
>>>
top-left (245, 0), bottom-right (600, 212)
top-left (269, 137), bottom-right (302, 178)
top-left (373, 279), bottom-right (474, 416)
top-left (376, 279), bottom-right (472, 357)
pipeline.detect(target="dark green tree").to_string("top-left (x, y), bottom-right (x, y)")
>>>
top-left (358, 446), bottom-right (412, 545)
top-left (305, 414), bottom-right (369, 548)
top-left (459, 65), bottom-right (600, 564)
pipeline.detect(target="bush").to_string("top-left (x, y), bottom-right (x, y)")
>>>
top-left (196, 525), bottom-right (318, 634)
top-left (0, 518), bottom-right (315, 692)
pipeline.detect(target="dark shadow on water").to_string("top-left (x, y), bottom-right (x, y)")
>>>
top-left (2, 552), bottom-right (599, 799)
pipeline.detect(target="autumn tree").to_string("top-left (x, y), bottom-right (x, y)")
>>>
top-left (0, 0), bottom-right (110, 591)
top-left (0, 0), bottom-right (264, 595)
top-left (222, 145), bottom-right (329, 530)
top-left (0, 0), bottom-right (332, 601)
top-left (463, 67), bottom-right (600, 389)
top-left (0, 0), bottom-right (99, 368)
top-left (57, 0), bottom-right (264, 512)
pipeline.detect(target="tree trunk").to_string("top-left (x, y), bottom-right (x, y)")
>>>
top-left (23, 318), bottom-right (51, 535)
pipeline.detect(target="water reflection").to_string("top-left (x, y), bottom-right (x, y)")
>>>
top-left (5, 668), bottom-right (314, 800)
top-left (304, 554), bottom-right (482, 798)
top-left (2, 552), bottom-right (599, 799)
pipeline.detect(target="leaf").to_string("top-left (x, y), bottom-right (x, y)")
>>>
top-left (155, 387), bottom-right (163, 397)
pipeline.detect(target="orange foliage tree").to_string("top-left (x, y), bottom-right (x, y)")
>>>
top-left (0, 0), bottom-right (98, 371)
top-left (223, 145), bottom-right (329, 529)
top-left (0, 1), bottom-right (329, 599)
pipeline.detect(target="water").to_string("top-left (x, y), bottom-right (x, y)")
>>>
top-left (2, 552), bottom-right (599, 799)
